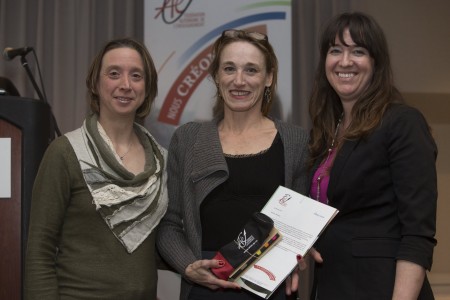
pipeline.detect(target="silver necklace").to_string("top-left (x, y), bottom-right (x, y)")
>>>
top-left (119, 140), bottom-right (133, 160)
top-left (315, 114), bottom-right (344, 202)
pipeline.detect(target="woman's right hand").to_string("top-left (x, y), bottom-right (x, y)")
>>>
top-left (297, 247), bottom-right (324, 270)
top-left (185, 259), bottom-right (241, 290)
top-left (309, 247), bottom-right (323, 264)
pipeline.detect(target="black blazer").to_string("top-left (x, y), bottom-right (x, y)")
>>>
top-left (313, 104), bottom-right (437, 300)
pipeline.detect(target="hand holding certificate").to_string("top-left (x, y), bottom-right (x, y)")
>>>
top-left (232, 186), bottom-right (339, 299)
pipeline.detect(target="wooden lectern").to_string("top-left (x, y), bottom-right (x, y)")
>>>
top-left (0, 96), bottom-right (54, 299)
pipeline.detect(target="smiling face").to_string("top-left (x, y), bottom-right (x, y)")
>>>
top-left (216, 41), bottom-right (273, 115)
top-left (97, 47), bottom-right (146, 119)
top-left (325, 28), bottom-right (374, 104)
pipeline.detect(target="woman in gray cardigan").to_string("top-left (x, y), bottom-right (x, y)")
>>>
top-left (157, 29), bottom-right (309, 300)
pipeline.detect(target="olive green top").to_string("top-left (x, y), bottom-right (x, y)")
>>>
top-left (25, 136), bottom-right (158, 300)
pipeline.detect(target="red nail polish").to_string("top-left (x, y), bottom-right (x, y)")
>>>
top-left (218, 260), bottom-right (225, 267)
top-left (296, 254), bottom-right (302, 261)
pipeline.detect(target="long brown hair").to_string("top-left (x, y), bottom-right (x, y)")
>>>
top-left (309, 12), bottom-right (403, 166)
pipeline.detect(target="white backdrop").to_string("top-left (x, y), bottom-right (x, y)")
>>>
top-left (144, 1), bottom-right (292, 299)
top-left (144, 0), bottom-right (292, 148)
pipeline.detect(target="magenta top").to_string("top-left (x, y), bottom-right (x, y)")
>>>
top-left (310, 148), bottom-right (337, 203)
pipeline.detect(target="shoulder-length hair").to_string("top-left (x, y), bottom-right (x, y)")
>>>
top-left (209, 29), bottom-right (278, 119)
top-left (309, 12), bottom-right (403, 165)
top-left (86, 37), bottom-right (158, 119)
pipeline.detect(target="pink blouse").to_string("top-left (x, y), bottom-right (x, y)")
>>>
top-left (310, 148), bottom-right (337, 203)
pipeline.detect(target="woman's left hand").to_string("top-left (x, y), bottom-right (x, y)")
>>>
top-left (285, 266), bottom-right (300, 296)
top-left (285, 253), bottom-right (311, 295)
top-left (185, 259), bottom-right (241, 290)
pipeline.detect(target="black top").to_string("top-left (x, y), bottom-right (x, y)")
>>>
top-left (313, 104), bottom-right (437, 300)
top-left (201, 133), bottom-right (284, 251)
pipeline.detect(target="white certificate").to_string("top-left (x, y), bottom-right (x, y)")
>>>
top-left (235, 186), bottom-right (339, 298)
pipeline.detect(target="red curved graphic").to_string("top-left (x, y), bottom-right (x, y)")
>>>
top-left (158, 46), bottom-right (213, 125)
top-left (254, 264), bottom-right (276, 281)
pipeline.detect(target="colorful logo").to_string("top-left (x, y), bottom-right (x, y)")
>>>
top-left (154, 3), bottom-right (288, 125)
top-left (154, 0), bottom-right (193, 24)
top-left (278, 193), bottom-right (291, 207)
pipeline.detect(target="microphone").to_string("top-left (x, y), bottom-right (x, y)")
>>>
top-left (3, 47), bottom-right (34, 61)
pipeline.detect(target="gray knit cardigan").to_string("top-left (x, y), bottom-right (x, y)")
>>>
top-left (156, 118), bottom-right (309, 300)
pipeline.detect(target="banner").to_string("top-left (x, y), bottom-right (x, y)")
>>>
top-left (144, 0), bottom-right (292, 148)
top-left (145, 1), bottom-right (292, 298)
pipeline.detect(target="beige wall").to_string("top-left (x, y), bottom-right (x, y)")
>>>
top-left (358, 0), bottom-right (450, 94)
top-left (352, 0), bottom-right (450, 295)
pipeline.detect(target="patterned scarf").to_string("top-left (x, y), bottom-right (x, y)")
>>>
top-left (65, 113), bottom-right (168, 253)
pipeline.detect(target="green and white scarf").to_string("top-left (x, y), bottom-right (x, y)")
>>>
top-left (65, 114), bottom-right (168, 253)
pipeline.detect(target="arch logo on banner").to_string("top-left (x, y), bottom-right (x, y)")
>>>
top-left (145, 0), bottom-right (291, 147)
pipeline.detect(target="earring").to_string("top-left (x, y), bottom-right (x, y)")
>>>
top-left (264, 87), bottom-right (271, 104)
top-left (216, 82), bottom-right (222, 99)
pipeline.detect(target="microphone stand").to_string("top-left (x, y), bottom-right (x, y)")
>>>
top-left (20, 55), bottom-right (61, 137)
top-left (20, 56), bottom-right (46, 102)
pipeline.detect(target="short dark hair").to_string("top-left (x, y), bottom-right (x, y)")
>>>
top-left (86, 37), bottom-right (158, 119)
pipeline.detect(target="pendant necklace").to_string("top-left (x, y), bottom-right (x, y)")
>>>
top-left (315, 113), bottom-right (344, 202)
top-left (118, 140), bottom-right (133, 160)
